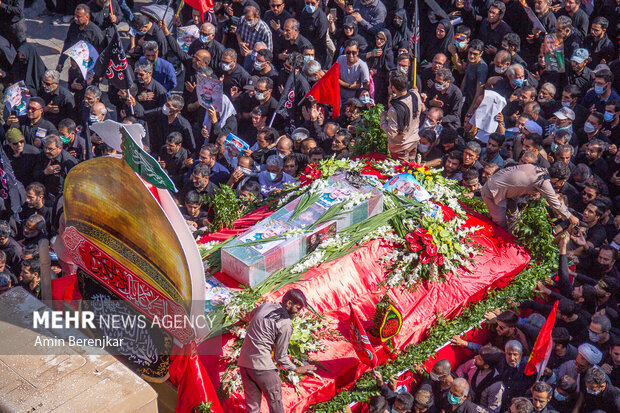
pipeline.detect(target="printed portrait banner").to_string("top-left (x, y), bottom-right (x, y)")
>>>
top-left (64, 40), bottom-right (99, 79)
top-left (3, 81), bottom-right (29, 116)
top-left (62, 226), bottom-right (196, 345)
top-left (177, 25), bottom-right (200, 52)
top-left (543, 34), bottom-right (565, 73)
top-left (196, 73), bottom-right (223, 112)
top-left (223, 133), bottom-right (249, 166)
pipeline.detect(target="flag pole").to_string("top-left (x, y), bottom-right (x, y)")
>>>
top-left (413, 57), bottom-right (417, 89)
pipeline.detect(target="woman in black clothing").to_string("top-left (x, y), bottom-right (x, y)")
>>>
top-left (422, 19), bottom-right (454, 62)
top-left (365, 30), bottom-right (395, 106)
top-left (389, 9), bottom-right (411, 57)
top-left (10, 43), bottom-right (47, 95)
top-left (334, 15), bottom-right (369, 60)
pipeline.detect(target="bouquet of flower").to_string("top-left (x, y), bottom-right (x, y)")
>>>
top-left (382, 203), bottom-right (482, 288)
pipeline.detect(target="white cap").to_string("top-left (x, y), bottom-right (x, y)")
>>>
top-left (554, 107), bottom-right (576, 121)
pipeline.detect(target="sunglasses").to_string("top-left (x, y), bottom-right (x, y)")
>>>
top-left (345, 50), bottom-right (358, 55)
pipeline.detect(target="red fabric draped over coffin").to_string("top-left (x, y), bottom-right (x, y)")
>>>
top-left (197, 206), bottom-right (530, 412)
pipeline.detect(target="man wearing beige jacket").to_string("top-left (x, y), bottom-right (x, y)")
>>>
top-left (380, 70), bottom-right (423, 162)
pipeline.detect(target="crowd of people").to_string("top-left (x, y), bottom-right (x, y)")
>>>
top-left (0, 0), bottom-right (618, 412)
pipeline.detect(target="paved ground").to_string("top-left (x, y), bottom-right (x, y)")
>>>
top-left (24, 0), bottom-right (145, 82)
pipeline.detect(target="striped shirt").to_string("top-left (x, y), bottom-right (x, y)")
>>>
top-left (237, 17), bottom-right (273, 51)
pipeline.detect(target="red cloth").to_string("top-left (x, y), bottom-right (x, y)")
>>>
top-left (348, 302), bottom-right (377, 368)
top-left (169, 343), bottom-right (224, 413)
top-left (199, 207), bottom-right (530, 412)
top-left (197, 205), bottom-right (275, 244)
top-left (525, 300), bottom-right (558, 376)
top-left (185, 0), bottom-right (214, 18)
top-left (305, 63), bottom-right (341, 117)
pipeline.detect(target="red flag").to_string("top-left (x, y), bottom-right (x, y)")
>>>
top-left (185, 0), bottom-right (214, 21)
top-left (305, 62), bottom-right (341, 118)
top-left (524, 300), bottom-right (558, 377)
top-left (169, 343), bottom-right (224, 413)
top-left (348, 303), bottom-right (377, 368)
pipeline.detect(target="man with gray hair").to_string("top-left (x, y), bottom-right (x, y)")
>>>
top-left (134, 59), bottom-right (168, 111)
top-left (188, 22), bottom-right (225, 66)
top-left (39, 69), bottom-right (75, 125)
top-left (587, 314), bottom-right (615, 355)
top-left (579, 366), bottom-right (620, 412)
top-left (137, 41), bottom-right (176, 91)
top-left (32, 135), bottom-right (78, 201)
top-left (275, 18), bottom-right (312, 66)
top-left (258, 154), bottom-right (294, 197)
top-left (440, 377), bottom-right (488, 412)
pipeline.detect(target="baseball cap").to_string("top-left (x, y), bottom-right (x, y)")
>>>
top-left (244, 76), bottom-right (259, 91)
top-left (6, 128), bottom-right (25, 143)
top-left (570, 48), bottom-right (589, 64)
top-left (524, 120), bottom-right (543, 135)
top-left (554, 107), bottom-right (575, 121)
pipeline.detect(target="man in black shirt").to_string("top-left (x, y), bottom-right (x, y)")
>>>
top-left (57, 4), bottom-right (105, 71)
top-left (4, 129), bottom-right (38, 187)
top-left (32, 135), bottom-right (78, 201)
top-left (128, 13), bottom-right (168, 61)
top-left (559, 0), bottom-right (589, 39)
top-left (219, 48), bottom-right (250, 95)
top-left (144, 94), bottom-right (196, 156)
top-left (0, 0), bottom-right (25, 48)
top-left (178, 162), bottom-right (218, 207)
top-left (57, 118), bottom-right (86, 162)
top-left (584, 17), bottom-right (615, 68)
top-left (580, 366), bottom-right (620, 412)
top-left (134, 59), bottom-right (169, 111)
top-left (5, 97), bottom-right (58, 148)
top-left (274, 19), bottom-right (312, 68)
top-left (187, 23), bottom-right (225, 70)
top-left (158, 132), bottom-right (188, 189)
top-left (86, 0), bottom-right (122, 33)
top-left (478, 1), bottom-right (513, 58)
top-left (39, 69), bottom-right (76, 126)
top-left (19, 182), bottom-right (53, 236)
top-left (0, 220), bottom-right (21, 276)
top-left (263, 0), bottom-right (292, 46)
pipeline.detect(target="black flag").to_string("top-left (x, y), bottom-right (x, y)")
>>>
top-left (269, 69), bottom-right (296, 132)
top-left (93, 29), bottom-right (133, 90)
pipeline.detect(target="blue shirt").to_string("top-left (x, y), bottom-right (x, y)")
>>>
top-left (258, 171), bottom-right (294, 197)
top-left (210, 161), bottom-right (231, 186)
top-left (581, 88), bottom-right (620, 113)
top-left (137, 56), bottom-right (177, 91)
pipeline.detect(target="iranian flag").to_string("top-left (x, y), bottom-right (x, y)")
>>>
top-left (525, 300), bottom-right (558, 378)
top-left (348, 303), bottom-right (377, 368)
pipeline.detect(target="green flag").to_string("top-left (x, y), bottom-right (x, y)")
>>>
top-left (120, 126), bottom-right (178, 192)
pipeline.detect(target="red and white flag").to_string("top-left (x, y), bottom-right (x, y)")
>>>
top-left (348, 302), bottom-right (377, 368)
top-left (524, 300), bottom-right (558, 378)
top-left (305, 62), bottom-right (341, 117)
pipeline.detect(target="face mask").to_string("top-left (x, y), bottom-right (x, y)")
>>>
top-left (60, 135), bottom-right (71, 144)
top-left (360, 96), bottom-right (371, 104)
top-left (557, 124), bottom-right (572, 134)
top-left (554, 389), bottom-right (567, 401)
top-left (583, 121), bottom-right (596, 133)
top-left (89, 114), bottom-right (100, 123)
top-left (247, 19), bottom-right (258, 28)
top-left (594, 85), bottom-right (606, 95)
top-left (495, 65), bottom-right (507, 74)
top-left (456, 41), bottom-right (467, 49)
top-left (447, 393), bottom-right (461, 405)
top-left (435, 82), bottom-right (448, 91)
top-left (304, 4), bottom-right (316, 13)
top-left (423, 119), bottom-right (435, 129)
top-left (239, 167), bottom-right (253, 175)
top-left (304, 55), bottom-right (313, 62)
top-left (199, 35), bottom-right (210, 43)
top-left (589, 330), bottom-right (601, 343)
top-left (398, 66), bottom-right (408, 73)
top-left (254, 60), bottom-right (265, 71)
top-left (604, 111), bottom-right (614, 122)
top-left (561, 101), bottom-right (572, 108)
top-left (418, 143), bottom-right (430, 152)
top-left (610, 241), bottom-right (620, 250)
top-left (162, 104), bottom-right (171, 115)
top-left (221, 62), bottom-right (233, 72)
top-left (586, 387), bottom-right (601, 396)
top-left (551, 143), bottom-right (558, 152)
top-left (255, 92), bottom-right (265, 100)
top-left (512, 78), bottom-right (524, 87)
top-left (429, 371), bottom-right (442, 382)
top-left (268, 172), bottom-right (278, 180)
